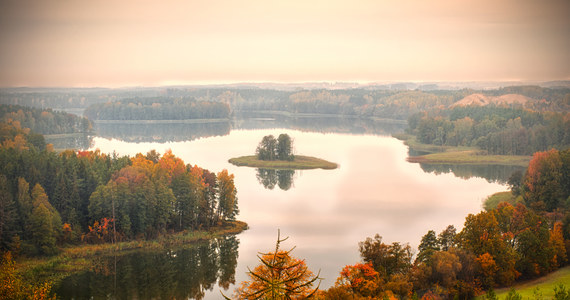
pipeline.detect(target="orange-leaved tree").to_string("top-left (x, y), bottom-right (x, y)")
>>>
top-left (335, 262), bottom-right (382, 298)
top-left (228, 231), bottom-right (321, 299)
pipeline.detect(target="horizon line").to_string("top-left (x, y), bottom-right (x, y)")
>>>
top-left (2, 79), bottom-right (570, 90)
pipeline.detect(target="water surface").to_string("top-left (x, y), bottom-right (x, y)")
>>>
top-left (62, 125), bottom-right (508, 299)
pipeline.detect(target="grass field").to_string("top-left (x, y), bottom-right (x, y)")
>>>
top-left (479, 266), bottom-right (570, 299)
top-left (228, 155), bottom-right (338, 170)
top-left (483, 191), bottom-right (523, 211)
top-left (407, 150), bottom-right (531, 166)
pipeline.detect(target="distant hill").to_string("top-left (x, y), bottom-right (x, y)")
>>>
top-left (450, 93), bottom-right (533, 108)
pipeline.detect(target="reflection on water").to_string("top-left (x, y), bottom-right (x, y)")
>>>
top-left (233, 112), bottom-right (407, 136)
top-left (256, 169), bottom-right (295, 190)
top-left (94, 121), bottom-right (231, 143)
top-left (45, 133), bottom-right (92, 150)
top-left (54, 236), bottom-right (239, 300)
top-left (88, 129), bottom-right (509, 299)
top-left (92, 114), bottom-right (407, 145)
top-left (419, 163), bottom-right (526, 184)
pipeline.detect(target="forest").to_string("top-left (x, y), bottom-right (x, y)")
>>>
top-left (0, 105), bottom-right (92, 136)
top-left (4, 85), bottom-right (569, 122)
top-left (231, 148), bottom-right (570, 299)
top-left (0, 120), bottom-right (239, 257)
top-left (406, 106), bottom-right (570, 155)
top-left (83, 98), bottom-right (231, 120)
top-left (1, 86), bottom-right (570, 298)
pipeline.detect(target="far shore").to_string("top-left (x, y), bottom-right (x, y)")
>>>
top-left (93, 118), bottom-right (230, 124)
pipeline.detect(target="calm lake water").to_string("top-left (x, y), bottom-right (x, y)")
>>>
top-left (54, 118), bottom-right (512, 299)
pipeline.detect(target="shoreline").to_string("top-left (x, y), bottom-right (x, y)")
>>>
top-left (228, 155), bottom-right (338, 170)
top-left (394, 133), bottom-right (531, 167)
top-left (16, 220), bottom-right (248, 284)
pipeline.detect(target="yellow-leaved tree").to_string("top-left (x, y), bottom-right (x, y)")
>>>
top-left (227, 231), bottom-right (321, 299)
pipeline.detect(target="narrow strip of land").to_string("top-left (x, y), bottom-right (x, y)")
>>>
top-left (16, 221), bottom-right (248, 284)
top-left (406, 150), bottom-right (531, 166)
top-left (395, 133), bottom-right (531, 167)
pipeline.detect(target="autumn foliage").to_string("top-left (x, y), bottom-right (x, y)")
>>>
top-left (232, 232), bottom-right (321, 299)
top-left (0, 119), bottom-right (240, 255)
top-left (0, 251), bottom-right (54, 300)
top-left (335, 262), bottom-right (382, 298)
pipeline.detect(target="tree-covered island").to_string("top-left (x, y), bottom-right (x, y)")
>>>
top-left (228, 133), bottom-right (338, 170)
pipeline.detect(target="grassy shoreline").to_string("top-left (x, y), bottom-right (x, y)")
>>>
top-left (483, 191), bottom-right (522, 211)
top-left (477, 266), bottom-right (570, 299)
top-left (406, 151), bottom-right (531, 166)
top-left (394, 133), bottom-right (531, 167)
top-left (229, 155), bottom-right (338, 170)
top-left (16, 220), bottom-right (248, 284)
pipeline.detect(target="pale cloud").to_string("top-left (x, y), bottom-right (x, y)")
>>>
top-left (0, 0), bottom-right (568, 87)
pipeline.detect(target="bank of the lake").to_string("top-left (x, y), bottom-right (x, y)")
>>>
top-left (483, 191), bottom-right (523, 210)
top-left (16, 220), bottom-right (248, 285)
top-left (394, 133), bottom-right (531, 167)
top-left (477, 266), bottom-right (570, 299)
top-left (229, 155), bottom-right (338, 170)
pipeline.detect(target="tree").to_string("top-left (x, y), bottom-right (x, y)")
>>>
top-left (231, 231), bottom-right (321, 299)
top-left (0, 174), bottom-right (16, 250)
top-left (438, 225), bottom-right (457, 251)
top-left (508, 170), bottom-right (524, 197)
top-left (172, 172), bottom-right (201, 230)
top-left (217, 169), bottom-right (238, 221)
top-left (334, 263), bottom-right (382, 298)
top-left (16, 178), bottom-right (33, 237)
top-left (416, 230), bottom-right (439, 263)
top-left (277, 134), bottom-right (294, 161)
top-left (549, 222), bottom-right (568, 268)
top-left (457, 210), bottom-right (518, 286)
top-left (430, 251), bottom-right (462, 288)
top-left (359, 234), bottom-right (413, 278)
top-left (523, 149), bottom-right (563, 211)
top-left (256, 135), bottom-right (277, 161)
top-left (29, 184), bottom-right (61, 255)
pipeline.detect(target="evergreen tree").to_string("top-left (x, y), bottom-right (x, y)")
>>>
top-left (0, 174), bottom-right (16, 250)
top-left (29, 184), bottom-right (61, 255)
top-left (416, 230), bottom-right (440, 263)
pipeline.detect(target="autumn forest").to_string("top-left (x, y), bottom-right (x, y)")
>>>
top-left (0, 84), bottom-right (569, 299)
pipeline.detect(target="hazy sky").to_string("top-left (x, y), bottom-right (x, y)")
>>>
top-left (0, 0), bottom-right (568, 87)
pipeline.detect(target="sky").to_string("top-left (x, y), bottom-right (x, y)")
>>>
top-left (0, 0), bottom-right (568, 87)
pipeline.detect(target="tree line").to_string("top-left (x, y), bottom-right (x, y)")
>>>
top-left (230, 149), bottom-right (570, 299)
top-left (407, 106), bottom-right (570, 155)
top-left (0, 121), bottom-right (239, 256)
top-left (1, 104), bottom-right (92, 135)
top-left (83, 98), bottom-right (231, 120)
top-left (4, 85), bottom-right (569, 122)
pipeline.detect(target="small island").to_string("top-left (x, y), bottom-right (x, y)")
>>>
top-left (229, 133), bottom-right (338, 170)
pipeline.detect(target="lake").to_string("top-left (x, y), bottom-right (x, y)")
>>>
top-left (54, 117), bottom-right (512, 299)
